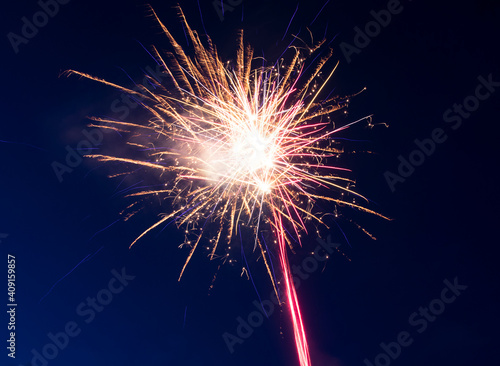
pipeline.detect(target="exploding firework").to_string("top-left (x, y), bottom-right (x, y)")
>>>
top-left (66, 6), bottom-right (388, 366)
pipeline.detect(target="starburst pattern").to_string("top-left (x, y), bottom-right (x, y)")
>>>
top-left (65, 6), bottom-right (388, 365)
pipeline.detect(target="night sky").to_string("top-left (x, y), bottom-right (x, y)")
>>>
top-left (1, 0), bottom-right (500, 365)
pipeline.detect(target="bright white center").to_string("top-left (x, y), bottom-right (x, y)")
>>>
top-left (201, 117), bottom-right (276, 194)
top-left (233, 131), bottom-right (273, 172)
top-left (257, 180), bottom-right (272, 193)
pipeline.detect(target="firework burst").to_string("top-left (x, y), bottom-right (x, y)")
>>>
top-left (66, 6), bottom-right (388, 366)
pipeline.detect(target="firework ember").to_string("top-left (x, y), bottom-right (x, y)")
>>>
top-left (65, 6), bottom-right (388, 366)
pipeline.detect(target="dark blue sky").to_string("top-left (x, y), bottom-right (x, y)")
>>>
top-left (1, 0), bottom-right (499, 365)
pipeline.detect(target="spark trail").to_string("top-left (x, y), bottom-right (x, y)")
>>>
top-left (66, 6), bottom-right (388, 365)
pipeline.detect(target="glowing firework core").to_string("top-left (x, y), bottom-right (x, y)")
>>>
top-left (234, 129), bottom-right (272, 172)
top-left (66, 7), bottom-right (389, 366)
top-left (193, 69), bottom-right (307, 198)
top-left (206, 119), bottom-right (276, 193)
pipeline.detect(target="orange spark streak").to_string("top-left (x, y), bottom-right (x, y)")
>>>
top-left (67, 6), bottom-right (390, 366)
